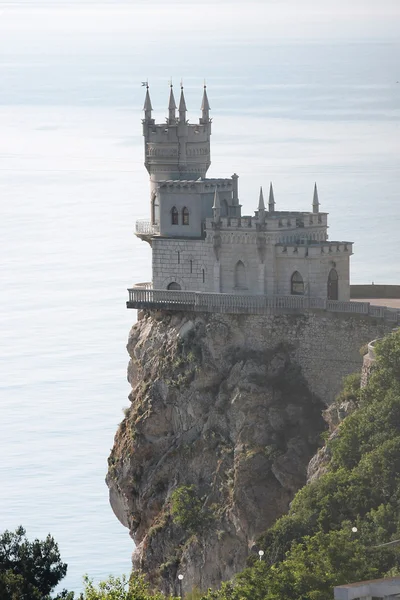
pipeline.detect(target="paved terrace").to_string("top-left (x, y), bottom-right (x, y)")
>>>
top-left (127, 284), bottom-right (400, 323)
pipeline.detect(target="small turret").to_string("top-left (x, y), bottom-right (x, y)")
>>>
top-left (268, 182), bottom-right (275, 212)
top-left (200, 84), bottom-right (210, 123)
top-left (258, 186), bottom-right (266, 223)
top-left (179, 85), bottom-right (187, 123)
top-left (212, 187), bottom-right (221, 223)
top-left (313, 182), bottom-right (320, 214)
top-left (143, 84), bottom-right (152, 122)
top-left (168, 84), bottom-right (177, 124)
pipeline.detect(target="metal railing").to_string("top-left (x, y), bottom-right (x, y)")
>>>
top-left (126, 284), bottom-right (400, 322)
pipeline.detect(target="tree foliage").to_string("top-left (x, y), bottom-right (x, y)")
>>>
top-left (78, 573), bottom-right (178, 600)
top-left (0, 526), bottom-right (73, 600)
top-left (200, 330), bottom-right (400, 600)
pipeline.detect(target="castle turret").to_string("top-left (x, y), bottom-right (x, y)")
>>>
top-left (268, 182), bottom-right (275, 212)
top-left (143, 85), bottom-right (212, 189)
top-left (313, 182), bottom-right (320, 214)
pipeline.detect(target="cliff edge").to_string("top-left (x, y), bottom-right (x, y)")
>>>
top-left (106, 310), bottom-right (328, 593)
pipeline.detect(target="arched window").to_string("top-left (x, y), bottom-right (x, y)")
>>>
top-left (235, 260), bottom-right (247, 289)
top-left (202, 269), bottom-right (205, 283)
top-left (182, 207), bottom-right (189, 225)
top-left (190, 259), bottom-right (193, 273)
top-left (171, 206), bottom-right (178, 225)
top-left (291, 271), bottom-right (304, 295)
top-left (327, 268), bottom-right (338, 300)
top-left (222, 199), bottom-right (229, 217)
top-left (167, 282), bottom-right (181, 290)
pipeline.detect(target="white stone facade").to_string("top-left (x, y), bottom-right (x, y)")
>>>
top-left (137, 86), bottom-right (353, 302)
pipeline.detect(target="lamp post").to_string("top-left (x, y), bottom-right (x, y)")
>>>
top-left (178, 573), bottom-right (183, 599)
top-left (258, 550), bottom-right (264, 562)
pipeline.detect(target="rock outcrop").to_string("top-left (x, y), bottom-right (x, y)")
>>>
top-left (107, 310), bottom-right (327, 594)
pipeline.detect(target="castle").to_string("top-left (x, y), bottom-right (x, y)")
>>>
top-left (130, 84), bottom-right (354, 307)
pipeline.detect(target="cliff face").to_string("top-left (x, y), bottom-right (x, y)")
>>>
top-left (107, 310), bottom-right (327, 594)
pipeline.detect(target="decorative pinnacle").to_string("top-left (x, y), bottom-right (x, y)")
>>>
top-left (313, 182), bottom-right (320, 205)
top-left (258, 186), bottom-right (265, 211)
top-left (201, 84), bottom-right (210, 113)
top-left (179, 84), bottom-right (187, 121)
top-left (143, 83), bottom-right (152, 116)
top-left (268, 182), bottom-right (275, 211)
top-left (212, 186), bottom-right (221, 210)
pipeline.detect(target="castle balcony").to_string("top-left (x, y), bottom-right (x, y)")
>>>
top-left (126, 284), bottom-right (400, 323)
top-left (135, 220), bottom-right (159, 241)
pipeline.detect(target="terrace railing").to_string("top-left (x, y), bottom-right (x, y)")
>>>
top-left (126, 284), bottom-right (400, 323)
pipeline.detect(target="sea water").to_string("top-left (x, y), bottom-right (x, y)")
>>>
top-left (0, 1), bottom-right (399, 593)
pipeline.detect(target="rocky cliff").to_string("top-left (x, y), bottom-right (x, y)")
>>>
top-left (107, 310), bottom-right (330, 594)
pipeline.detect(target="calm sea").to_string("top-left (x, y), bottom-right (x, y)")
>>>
top-left (1, 1), bottom-right (399, 593)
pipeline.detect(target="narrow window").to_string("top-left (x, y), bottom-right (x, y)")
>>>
top-left (291, 271), bottom-right (304, 295)
top-left (234, 260), bottom-right (247, 289)
top-left (177, 251), bottom-right (180, 264)
top-left (171, 206), bottom-right (178, 225)
top-left (202, 269), bottom-right (205, 283)
top-left (327, 268), bottom-right (339, 300)
top-left (182, 207), bottom-right (189, 225)
top-left (190, 260), bottom-right (193, 273)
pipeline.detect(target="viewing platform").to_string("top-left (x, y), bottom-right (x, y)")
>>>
top-left (127, 284), bottom-right (400, 322)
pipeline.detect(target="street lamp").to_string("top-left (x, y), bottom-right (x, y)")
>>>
top-left (258, 550), bottom-right (264, 562)
top-left (178, 573), bottom-right (183, 599)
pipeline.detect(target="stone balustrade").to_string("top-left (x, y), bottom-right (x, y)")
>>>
top-left (135, 220), bottom-right (160, 235)
top-left (126, 284), bottom-right (400, 322)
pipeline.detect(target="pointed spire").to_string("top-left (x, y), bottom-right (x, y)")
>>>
top-left (258, 186), bottom-right (266, 224)
top-left (179, 83), bottom-right (187, 122)
top-left (212, 186), bottom-right (221, 223)
top-left (313, 182), bottom-right (320, 213)
top-left (268, 182), bottom-right (275, 212)
top-left (201, 84), bottom-right (210, 122)
top-left (168, 83), bottom-right (177, 124)
top-left (258, 186), bottom-right (265, 211)
top-left (143, 83), bottom-right (152, 121)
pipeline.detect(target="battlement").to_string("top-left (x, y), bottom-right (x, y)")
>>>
top-left (205, 212), bottom-right (328, 232)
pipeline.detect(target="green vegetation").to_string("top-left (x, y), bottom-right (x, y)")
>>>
top-left (79, 574), bottom-right (178, 600)
top-left (170, 485), bottom-right (214, 534)
top-left (200, 329), bottom-right (400, 599)
top-left (0, 526), bottom-right (73, 600)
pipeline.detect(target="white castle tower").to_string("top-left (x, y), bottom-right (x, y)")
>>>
top-left (133, 86), bottom-right (353, 304)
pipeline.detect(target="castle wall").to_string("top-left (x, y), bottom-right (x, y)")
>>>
top-left (193, 311), bottom-right (395, 404)
top-left (152, 238), bottom-right (214, 291)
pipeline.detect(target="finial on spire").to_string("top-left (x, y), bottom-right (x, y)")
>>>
top-left (143, 82), bottom-right (152, 121)
top-left (168, 82), bottom-right (177, 124)
top-left (201, 83), bottom-right (210, 123)
top-left (179, 82), bottom-right (187, 122)
top-left (212, 186), bottom-right (221, 223)
top-left (313, 182), bottom-right (320, 213)
top-left (268, 182), bottom-right (275, 212)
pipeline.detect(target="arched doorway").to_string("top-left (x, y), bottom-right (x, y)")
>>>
top-left (167, 282), bottom-right (181, 290)
top-left (234, 260), bottom-right (247, 289)
top-left (327, 269), bottom-right (338, 300)
top-left (291, 271), bottom-right (304, 295)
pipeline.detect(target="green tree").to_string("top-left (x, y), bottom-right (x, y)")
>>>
top-left (79, 573), bottom-right (178, 600)
top-left (170, 485), bottom-right (212, 534)
top-left (0, 526), bottom-right (73, 600)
